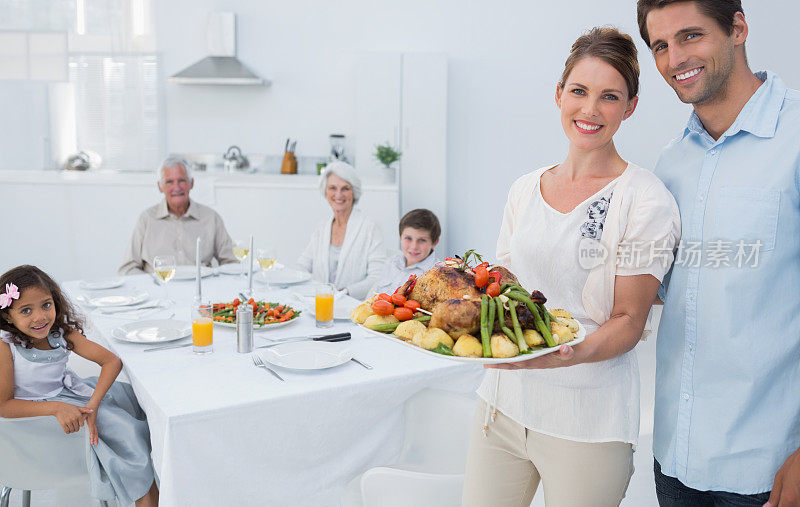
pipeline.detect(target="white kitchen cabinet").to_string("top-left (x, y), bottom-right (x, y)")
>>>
top-left (355, 52), bottom-right (448, 254)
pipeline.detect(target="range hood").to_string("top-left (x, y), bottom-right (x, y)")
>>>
top-left (169, 12), bottom-right (269, 86)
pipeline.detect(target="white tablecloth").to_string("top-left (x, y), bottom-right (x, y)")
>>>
top-left (66, 274), bottom-right (483, 506)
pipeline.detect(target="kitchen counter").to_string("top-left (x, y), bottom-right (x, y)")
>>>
top-left (0, 169), bottom-right (398, 190)
top-left (1, 170), bottom-right (399, 281)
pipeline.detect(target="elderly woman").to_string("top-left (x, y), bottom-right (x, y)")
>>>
top-left (297, 162), bottom-right (386, 300)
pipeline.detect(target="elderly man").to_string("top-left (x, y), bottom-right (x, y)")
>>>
top-left (119, 158), bottom-right (238, 275)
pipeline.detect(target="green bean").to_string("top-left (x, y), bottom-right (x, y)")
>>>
top-left (505, 292), bottom-right (556, 348)
top-left (485, 296), bottom-right (495, 357)
top-left (369, 315), bottom-right (431, 333)
top-left (508, 300), bottom-right (528, 352)
top-left (480, 295), bottom-right (490, 357)
top-left (539, 303), bottom-right (551, 329)
top-left (501, 283), bottom-right (528, 294)
top-left (494, 298), bottom-right (517, 343)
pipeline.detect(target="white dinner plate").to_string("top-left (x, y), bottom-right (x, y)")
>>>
top-left (256, 268), bottom-right (311, 286)
top-left (214, 318), bottom-right (299, 331)
top-left (361, 320), bottom-right (586, 364)
top-left (79, 278), bottom-right (125, 290)
top-left (218, 263), bottom-right (244, 275)
top-left (171, 265), bottom-right (213, 280)
top-left (82, 290), bottom-right (149, 308)
top-left (112, 319), bottom-right (191, 344)
top-left (259, 341), bottom-right (352, 370)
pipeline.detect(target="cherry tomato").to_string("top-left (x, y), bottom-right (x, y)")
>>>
top-left (378, 293), bottom-right (393, 303)
top-left (486, 282), bottom-right (501, 298)
top-left (403, 299), bottom-right (420, 311)
top-left (372, 299), bottom-right (395, 316)
top-left (232, 298), bottom-right (240, 306)
top-left (391, 293), bottom-right (407, 306)
top-left (247, 298), bottom-right (255, 305)
top-left (393, 307), bottom-right (413, 321)
top-left (474, 266), bottom-right (489, 288)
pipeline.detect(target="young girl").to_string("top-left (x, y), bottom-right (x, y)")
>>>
top-left (0, 265), bottom-right (159, 507)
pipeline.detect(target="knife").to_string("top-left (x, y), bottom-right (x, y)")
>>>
top-left (143, 342), bottom-right (192, 353)
top-left (256, 332), bottom-right (351, 349)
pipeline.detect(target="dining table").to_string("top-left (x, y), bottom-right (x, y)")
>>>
top-left (65, 271), bottom-right (483, 507)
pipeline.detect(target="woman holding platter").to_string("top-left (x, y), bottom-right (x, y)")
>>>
top-left (462, 27), bottom-right (681, 506)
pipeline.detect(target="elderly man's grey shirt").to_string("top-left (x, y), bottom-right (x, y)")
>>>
top-left (119, 199), bottom-right (238, 275)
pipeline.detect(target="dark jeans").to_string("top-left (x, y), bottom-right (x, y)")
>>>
top-left (654, 459), bottom-right (771, 507)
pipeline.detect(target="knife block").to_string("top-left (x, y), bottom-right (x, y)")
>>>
top-left (280, 152), bottom-right (297, 174)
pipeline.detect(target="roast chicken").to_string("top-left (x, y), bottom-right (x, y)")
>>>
top-left (405, 263), bottom-right (532, 338)
top-left (406, 264), bottom-right (519, 310)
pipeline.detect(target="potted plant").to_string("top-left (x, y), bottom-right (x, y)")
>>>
top-left (373, 142), bottom-right (401, 183)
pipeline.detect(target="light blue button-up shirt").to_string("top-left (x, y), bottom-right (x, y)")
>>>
top-left (654, 71), bottom-right (800, 494)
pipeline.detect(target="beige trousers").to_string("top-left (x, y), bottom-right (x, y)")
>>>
top-left (462, 402), bottom-right (634, 507)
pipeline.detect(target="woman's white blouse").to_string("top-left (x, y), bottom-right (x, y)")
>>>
top-left (478, 164), bottom-right (681, 445)
top-left (296, 208), bottom-right (386, 300)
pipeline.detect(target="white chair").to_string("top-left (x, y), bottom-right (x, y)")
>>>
top-left (341, 388), bottom-right (478, 507)
top-left (0, 416), bottom-right (110, 507)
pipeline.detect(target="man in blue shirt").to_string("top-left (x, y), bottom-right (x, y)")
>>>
top-left (637, 0), bottom-right (800, 505)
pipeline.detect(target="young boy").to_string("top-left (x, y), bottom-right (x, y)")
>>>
top-left (370, 209), bottom-right (440, 295)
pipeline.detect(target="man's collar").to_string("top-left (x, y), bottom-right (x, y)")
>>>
top-left (683, 71), bottom-right (786, 141)
top-left (156, 198), bottom-right (196, 219)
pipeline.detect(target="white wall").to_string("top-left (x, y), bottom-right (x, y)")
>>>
top-left (154, 0), bottom-right (800, 261)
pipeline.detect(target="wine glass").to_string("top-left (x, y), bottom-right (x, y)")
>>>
top-left (257, 247), bottom-right (277, 291)
top-left (153, 255), bottom-right (176, 304)
top-left (232, 240), bottom-right (250, 277)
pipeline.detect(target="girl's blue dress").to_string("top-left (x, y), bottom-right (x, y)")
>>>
top-left (3, 329), bottom-right (154, 506)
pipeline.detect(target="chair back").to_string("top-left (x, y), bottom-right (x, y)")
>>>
top-left (360, 468), bottom-right (463, 507)
top-left (0, 416), bottom-right (89, 491)
top-left (397, 388), bottom-right (478, 474)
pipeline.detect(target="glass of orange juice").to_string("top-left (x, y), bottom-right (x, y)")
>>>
top-left (315, 283), bottom-right (335, 328)
top-left (192, 301), bottom-right (214, 354)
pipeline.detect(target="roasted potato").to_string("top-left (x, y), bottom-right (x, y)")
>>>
top-left (490, 333), bottom-right (519, 358)
top-left (453, 334), bottom-right (483, 357)
top-left (550, 321), bottom-right (575, 345)
top-left (350, 303), bottom-right (375, 324)
top-left (559, 317), bottom-right (580, 334)
top-left (550, 308), bottom-right (572, 319)
top-left (395, 320), bottom-right (427, 341)
top-left (364, 314), bottom-right (399, 330)
top-left (416, 327), bottom-right (454, 350)
top-left (522, 328), bottom-right (545, 347)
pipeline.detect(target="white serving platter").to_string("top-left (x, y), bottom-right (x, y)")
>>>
top-left (361, 321), bottom-right (586, 364)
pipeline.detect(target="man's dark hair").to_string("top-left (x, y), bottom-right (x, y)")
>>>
top-left (399, 209), bottom-right (441, 243)
top-left (637, 0), bottom-right (744, 47)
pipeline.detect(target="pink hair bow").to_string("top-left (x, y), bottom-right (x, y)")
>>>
top-left (0, 283), bottom-right (20, 309)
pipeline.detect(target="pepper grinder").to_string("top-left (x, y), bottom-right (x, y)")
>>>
top-left (236, 304), bottom-right (254, 353)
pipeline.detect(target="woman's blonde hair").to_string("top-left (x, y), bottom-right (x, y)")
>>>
top-left (559, 27), bottom-right (640, 99)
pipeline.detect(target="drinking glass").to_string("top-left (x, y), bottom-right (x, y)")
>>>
top-left (153, 255), bottom-right (176, 304)
top-left (192, 300), bottom-right (214, 354)
top-left (257, 247), bottom-right (277, 290)
top-left (315, 283), bottom-right (335, 328)
top-left (232, 239), bottom-right (250, 277)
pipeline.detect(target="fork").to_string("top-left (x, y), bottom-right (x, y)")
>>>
top-left (251, 353), bottom-right (284, 381)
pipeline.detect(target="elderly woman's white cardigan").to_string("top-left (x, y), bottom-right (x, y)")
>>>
top-left (297, 208), bottom-right (386, 300)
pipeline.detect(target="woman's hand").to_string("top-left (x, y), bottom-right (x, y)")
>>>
top-left (52, 401), bottom-right (93, 434)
